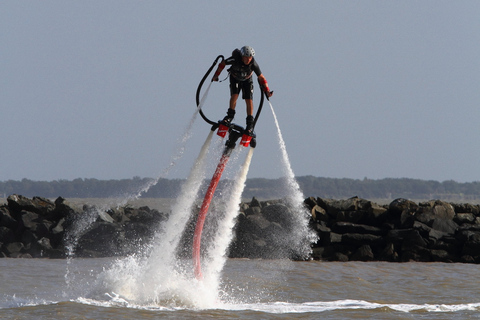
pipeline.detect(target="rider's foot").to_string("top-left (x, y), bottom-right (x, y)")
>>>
top-left (221, 115), bottom-right (233, 126)
top-left (245, 115), bottom-right (254, 135)
top-left (222, 108), bottom-right (235, 125)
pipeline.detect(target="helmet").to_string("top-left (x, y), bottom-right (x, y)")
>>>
top-left (240, 46), bottom-right (255, 57)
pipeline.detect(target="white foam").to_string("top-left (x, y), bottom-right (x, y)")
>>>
top-left (220, 300), bottom-right (480, 314)
top-left (72, 297), bottom-right (480, 314)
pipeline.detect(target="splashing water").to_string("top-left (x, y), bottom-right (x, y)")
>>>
top-left (64, 84), bottom-right (214, 293)
top-left (151, 130), bottom-right (214, 264)
top-left (268, 101), bottom-right (318, 258)
top-left (97, 140), bottom-right (255, 308)
top-left (203, 147), bottom-right (255, 290)
top-left (98, 130), bottom-right (222, 308)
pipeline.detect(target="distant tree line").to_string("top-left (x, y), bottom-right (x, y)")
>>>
top-left (292, 176), bottom-right (480, 201)
top-left (0, 177), bottom-right (181, 199)
top-left (1, 176), bottom-right (479, 202)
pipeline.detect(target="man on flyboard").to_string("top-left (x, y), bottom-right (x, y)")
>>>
top-left (212, 46), bottom-right (273, 134)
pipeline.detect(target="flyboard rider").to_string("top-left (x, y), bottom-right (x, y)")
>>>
top-left (212, 46), bottom-right (273, 134)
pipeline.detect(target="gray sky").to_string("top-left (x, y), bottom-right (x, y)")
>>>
top-left (2, 1), bottom-right (479, 183)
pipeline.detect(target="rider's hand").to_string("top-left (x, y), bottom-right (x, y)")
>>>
top-left (266, 90), bottom-right (273, 98)
top-left (212, 76), bottom-right (219, 82)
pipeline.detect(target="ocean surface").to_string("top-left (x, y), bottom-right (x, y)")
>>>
top-left (1, 258), bottom-right (480, 319)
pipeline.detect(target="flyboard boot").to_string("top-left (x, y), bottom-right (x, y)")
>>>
top-left (245, 115), bottom-right (254, 135)
top-left (221, 108), bottom-right (235, 126)
top-left (240, 115), bottom-right (255, 147)
top-left (217, 108), bottom-right (235, 138)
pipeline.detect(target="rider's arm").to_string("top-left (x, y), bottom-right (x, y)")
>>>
top-left (258, 74), bottom-right (273, 98)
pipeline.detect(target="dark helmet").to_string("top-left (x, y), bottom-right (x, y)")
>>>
top-left (240, 46), bottom-right (255, 57)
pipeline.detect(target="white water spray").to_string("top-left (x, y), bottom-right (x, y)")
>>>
top-left (146, 129), bottom-right (214, 267)
top-left (204, 147), bottom-right (255, 287)
top-left (268, 101), bottom-right (318, 257)
top-left (99, 129), bottom-right (223, 307)
top-left (66, 83), bottom-right (215, 295)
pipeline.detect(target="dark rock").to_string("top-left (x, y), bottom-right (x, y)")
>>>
top-left (365, 201), bottom-right (388, 217)
top-left (430, 249), bottom-right (456, 262)
top-left (452, 203), bottom-right (480, 215)
top-left (400, 209), bottom-right (416, 228)
top-left (461, 232), bottom-right (480, 257)
top-left (378, 242), bottom-right (398, 261)
top-left (332, 252), bottom-right (349, 262)
top-left (245, 206), bottom-right (262, 216)
top-left (262, 203), bottom-right (294, 229)
top-left (319, 196), bottom-right (369, 218)
top-left (7, 195), bottom-right (54, 216)
top-left (311, 246), bottom-right (324, 260)
top-left (454, 213), bottom-right (476, 225)
top-left (21, 229), bottom-right (38, 247)
top-left (52, 197), bottom-right (78, 220)
top-left (320, 232), bottom-right (342, 245)
top-left (0, 206), bottom-right (17, 229)
top-left (20, 211), bottom-right (40, 229)
top-left (250, 197), bottom-right (261, 208)
top-left (415, 200), bottom-right (455, 224)
top-left (0, 227), bottom-right (15, 243)
top-left (432, 218), bottom-right (458, 235)
top-left (331, 222), bottom-right (383, 235)
top-left (304, 196), bottom-right (317, 209)
top-left (413, 221), bottom-right (448, 242)
top-left (76, 222), bottom-right (125, 257)
top-left (351, 245), bottom-right (374, 261)
top-left (52, 218), bottom-right (65, 235)
top-left (311, 205), bottom-right (328, 222)
top-left (124, 206), bottom-right (165, 225)
top-left (387, 229), bottom-right (419, 246)
top-left (389, 198), bottom-right (418, 215)
top-left (401, 229), bottom-right (428, 249)
top-left (5, 242), bottom-right (25, 255)
top-left (401, 245), bottom-right (431, 262)
top-left (336, 210), bottom-right (369, 224)
top-left (28, 237), bottom-right (54, 258)
top-left (461, 255), bottom-right (476, 263)
top-left (341, 233), bottom-right (383, 246)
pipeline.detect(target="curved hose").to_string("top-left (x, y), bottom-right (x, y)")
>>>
top-left (196, 55), bottom-right (224, 126)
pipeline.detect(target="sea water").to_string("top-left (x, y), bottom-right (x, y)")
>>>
top-left (1, 258), bottom-right (480, 319)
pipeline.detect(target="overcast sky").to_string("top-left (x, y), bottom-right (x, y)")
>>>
top-left (2, 1), bottom-right (479, 183)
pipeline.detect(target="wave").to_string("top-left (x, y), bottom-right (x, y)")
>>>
top-left (222, 300), bottom-right (480, 314)
top-left (3, 297), bottom-right (480, 320)
top-left (72, 297), bottom-right (480, 314)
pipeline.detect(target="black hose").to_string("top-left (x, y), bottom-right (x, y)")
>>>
top-left (196, 55), bottom-right (224, 126)
top-left (252, 82), bottom-right (265, 130)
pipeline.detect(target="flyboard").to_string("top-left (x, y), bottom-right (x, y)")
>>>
top-left (193, 55), bottom-right (267, 280)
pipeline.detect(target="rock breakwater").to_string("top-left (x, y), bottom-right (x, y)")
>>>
top-left (305, 196), bottom-right (480, 263)
top-left (1, 194), bottom-right (480, 263)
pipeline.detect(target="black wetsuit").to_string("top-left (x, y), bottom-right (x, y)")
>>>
top-left (224, 49), bottom-right (262, 100)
